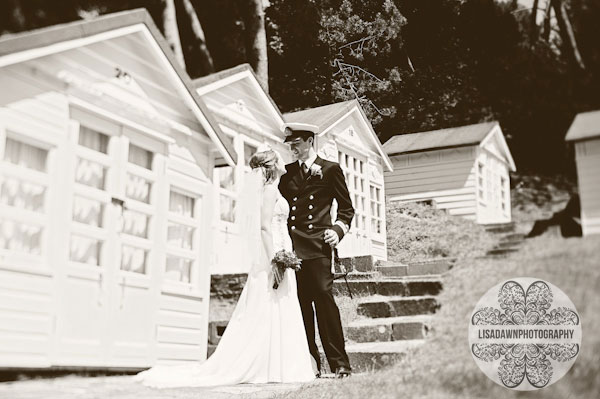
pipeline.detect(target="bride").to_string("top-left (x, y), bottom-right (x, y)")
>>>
top-left (135, 147), bottom-right (316, 388)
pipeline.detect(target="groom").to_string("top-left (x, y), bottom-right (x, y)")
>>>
top-left (278, 122), bottom-right (354, 378)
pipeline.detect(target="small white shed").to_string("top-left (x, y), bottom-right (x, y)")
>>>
top-left (285, 100), bottom-right (394, 261)
top-left (383, 122), bottom-right (516, 224)
top-left (566, 110), bottom-right (600, 236)
top-left (0, 9), bottom-right (237, 370)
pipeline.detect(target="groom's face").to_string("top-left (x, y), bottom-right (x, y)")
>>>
top-left (287, 136), bottom-right (313, 162)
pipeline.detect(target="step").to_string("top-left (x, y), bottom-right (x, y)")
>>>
top-left (320, 340), bottom-right (424, 373)
top-left (356, 295), bottom-right (440, 318)
top-left (377, 258), bottom-right (454, 278)
top-left (484, 222), bottom-right (516, 234)
top-left (337, 255), bottom-right (376, 273)
top-left (333, 271), bottom-right (380, 280)
top-left (345, 315), bottom-right (432, 343)
top-left (333, 278), bottom-right (443, 297)
top-left (499, 233), bottom-right (525, 242)
top-left (376, 263), bottom-right (409, 277)
top-left (486, 247), bottom-right (520, 257)
top-left (496, 241), bottom-right (523, 250)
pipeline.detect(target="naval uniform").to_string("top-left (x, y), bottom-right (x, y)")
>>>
top-left (278, 155), bottom-right (354, 372)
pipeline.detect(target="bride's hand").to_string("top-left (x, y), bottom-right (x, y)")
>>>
top-left (272, 265), bottom-right (283, 289)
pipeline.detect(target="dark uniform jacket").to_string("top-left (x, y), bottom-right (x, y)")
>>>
top-left (279, 156), bottom-right (354, 260)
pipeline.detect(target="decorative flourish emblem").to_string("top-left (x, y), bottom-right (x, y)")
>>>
top-left (469, 278), bottom-right (581, 391)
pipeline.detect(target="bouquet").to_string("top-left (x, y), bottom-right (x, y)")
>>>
top-left (271, 249), bottom-right (302, 289)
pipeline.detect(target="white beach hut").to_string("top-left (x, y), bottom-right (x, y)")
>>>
top-left (566, 110), bottom-right (600, 236)
top-left (383, 122), bottom-right (516, 224)
top-left (0, 9), bottom-right (238, 370)
top-left (285, 100), bottom-right (394, 261)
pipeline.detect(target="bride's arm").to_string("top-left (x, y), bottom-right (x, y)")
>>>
top-left (261, 184), bottom-right (277, 262)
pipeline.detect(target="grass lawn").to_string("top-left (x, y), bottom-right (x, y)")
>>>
top-left (278, 234), bottom-right (600, 399)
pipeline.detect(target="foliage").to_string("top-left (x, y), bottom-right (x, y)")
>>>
top-left (1, 1), bottom-right (599, 174)
top-left (385, 201), bottom-right (495, 262)
top-left (277, 235), bottom-right (600, 398)
top-left (267, 0), bottom-right (405, 121)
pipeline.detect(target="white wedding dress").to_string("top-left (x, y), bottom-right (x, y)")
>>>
top-left (135, 192), bottom-right (315, 388)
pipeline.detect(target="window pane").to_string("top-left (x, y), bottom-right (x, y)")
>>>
top-left (121, 245), bottom-right (147, 274)
top-left (4, 138), bottom-right (48, 172)
top-left (128, 144), bottom-right (153, 169)
top-left (169, 191), bottom-right (195, 217)
top-left (0, 176), bottom-right (46, 213)
top-left (72, 196), bottom-right (104, 227)
top-left (0, 220), bottom-right (42, 254)
top-left (122, 209), bottom-right (149, 238)
top-left (220, 195), bottom-right (236, 222)
top-left (78, 126), bottom-right (108, 154)
top-left (167, 223), bottom-right (194, 250)
top-left (126, 173), bottom-right (151, 203)
top-left (217, 166), bottom-right (235, 191)
top-left (70, 235), bottom-right (102, 265)
top-left (75, 158), bottom-right (106, 189)
top-left (165, 256), bottom-right (192, 283)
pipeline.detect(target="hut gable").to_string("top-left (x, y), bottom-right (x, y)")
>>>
top-left (194, 64), bottom-right (284, 141)
top-left (284, 100), bottom-right (393, 171)
top-left (0, 8), bottom-right (237, 166)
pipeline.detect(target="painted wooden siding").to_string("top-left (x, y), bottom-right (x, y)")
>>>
top-left (0, 269), bottom-right (54, 367)
top-left (155, 292), bottom-right (207, 364)
top-left (575, 139), bottom-right (600, 235)
top-left (385, 147), bottom-right (478, 220)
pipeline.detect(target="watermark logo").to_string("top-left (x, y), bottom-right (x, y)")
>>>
top-left (468, 278), bottom-right (581, 390)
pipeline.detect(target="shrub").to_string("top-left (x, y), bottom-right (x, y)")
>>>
top-left (386, 201), bottom-right (495, 262)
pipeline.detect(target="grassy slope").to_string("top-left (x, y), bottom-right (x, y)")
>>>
top-left (386, 201), bottom-right (496, 262)
top-left (279, 234), bottom-right (600, 399)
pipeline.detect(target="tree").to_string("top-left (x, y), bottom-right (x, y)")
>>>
top-left (241, 0), bottom-right (269, 91)
top-left (180, 0), bottom-right (214, 75)
top-left (162, 0), bottom-right (185, 68)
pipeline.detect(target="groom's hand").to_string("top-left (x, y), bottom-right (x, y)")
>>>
top-left (323, 229), bottom-right (340, 247)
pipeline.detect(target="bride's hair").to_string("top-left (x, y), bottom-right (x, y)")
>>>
top-left (249, 150), bottom-right (279, 184)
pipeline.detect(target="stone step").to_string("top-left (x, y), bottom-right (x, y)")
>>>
top-left (356, 295), bottom-right (440, 318)
top-left (333, 278), bottom-right (443, 297)
top-left (376, 263), bottom-right (409, 278)
top-left (484, 222), bottom-right (516, 234)
top-left (345, 315), bottom-right (432, 343)
top-left (499, 233), bottom-right (525, 242)
top-left (486, 247), bottom-right (520, 257)
top-left (496, 240), bottom-right (523, 250)
top-left (337, 255), bottom-right (376, 273)
top-left (377, 258), bottom-right (454, 278)
top-left (333, 271), bottom-right (380, 280)
top-left (321, 340), bottom-right (424, 374)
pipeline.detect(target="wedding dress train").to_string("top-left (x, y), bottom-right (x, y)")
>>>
top-left (135, 193), bottom-right (315, 388)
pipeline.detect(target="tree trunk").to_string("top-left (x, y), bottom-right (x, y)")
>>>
top-left (180, 0), bottom-right (214, 75)
top-left (243, 0), bottom-right (269, 92)
top-left (551, 0), bottom-right (585, 70)
top-left (162, 0), bottom-right (186, 69)
top-left (542, 0), bottom-right (552, 41)
top-left (530, 0), bottom-right (540, 43)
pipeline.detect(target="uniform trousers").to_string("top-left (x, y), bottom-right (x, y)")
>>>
top-left (295, 256), bottom-right (350, 372)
